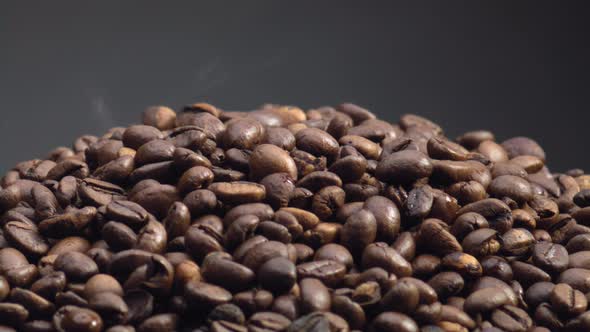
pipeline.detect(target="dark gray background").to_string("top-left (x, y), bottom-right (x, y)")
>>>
top-left (1, 2), bottom-right (589, 174)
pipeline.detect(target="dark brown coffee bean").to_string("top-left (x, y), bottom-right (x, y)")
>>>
top-left (431, 159), bottom-right (491, 188)
top-left (208, 181), bottom-right (265, 205)
top-left (185, 225), bottom-right (223, 262)
top-left (328, 155), bottom-right (366, 183)
top-left (201, 253), bottom-right (255, 292)
top-left (566, 234), bottom-right (590, 253)
top-left (256, 257), bottom-right (297, 294)
top-left (502, 136), bottom-right (546, 162)
top-left (84, 274), bottom-right (123, 299)
top-left (53, 305), bottom-right (103, 332)
top-left (525, 282), bottom-right (555, 309)
top-left (531, 242), bottom-right (569, 274)
top-left (134, 139), bottom-right (175, 167)
top-left (296, 171), bottom-right (342, 192)
top-left (233, 289), bottom-right (274, 317)
top-left (3, 221), bottom-right (49, 257)
top-left (490, 305), bottom-right (532, 332)
top-left (534, 302), bottom-right (564, 330)
top-left (501, 228), bottom-right (535, 257)
top-left (550, 283), bottom-right (587, 315)
top-left (376, 150), bottom-right (432, 185)
top-left (370, 311), bottom-right (418, 332)
top-left (311, 186), bottom-right (345, 220)
top-left (263, 127), bottom-right (296, 151)
top-left (558, 268), bottom-right (590, 293)
top-left (296, 260), bottom-right (346, 287)
top-left (464, 287), bottom-right (511, 315)
top-left (247, 311), bottom-right (291, 332)
top-left (461, 228), bottom-right (500, 257)
top-left (137, 313), bottom-right (178, 332)
top-left (122, 125), bottom-right (164, 150)
top-left (341, 209), bottom-right (377, 255)
top-left (428, 272), bottom-right (464, 299)
top-left (481, 256), bottom-right (513, 282)
top-left (142, 106), bottom-right (177, 130)
top-left (299, 278), bottom-right (331, 313)
top-left (457, 198), bottom-right (513, 233)
top-left (241, 241), bottom-right (289, 272)
top-left (380, 279), bottom-right (420, 313)
top-left (442, 252), bottom-right (482, 279)
top-left (248, 144), bottom-right (298, 181)
top-left (417, 219), bottom-right (462, 256)
top-left (54, 252), bottom-right (98, 282)
top-left (260, 173), bottom-right (296, 209)
top-left (129, 183), bottom-right (179, 219)
top-left (102, 221), bottom-right (137, 251)
top-left (311, 245), bottom-right (350, 271)
top-left (511, 261), bottom-right (551, 288)
top-left (489, 175), bottom-right (534, 204)
top-left (9, 287), bottom-right (54, 318)
top-left (123, 290), bottom-right (153, 325)
top-left (220, 118), bottom-right (264, 150)
top-left (88, 292), bottom-right (128, 326)
top-left (361, 242), bottom-right (412, 278)
top-left (184, 280), bottom-right (232, 310)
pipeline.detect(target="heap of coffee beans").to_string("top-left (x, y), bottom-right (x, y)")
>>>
top-left (1, 103), bottom-right (590, 332)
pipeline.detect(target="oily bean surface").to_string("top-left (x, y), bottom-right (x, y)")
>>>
top-left (1, 102), bottom-right (590, 331)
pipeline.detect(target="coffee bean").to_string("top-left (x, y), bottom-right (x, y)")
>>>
top-left (501, 228), bottom-right (535, 257)
top-left (257, 257), bottom-right (297, 294)
top-left (53, 305), bottom-right (103, 332)
top-left (502, 137), bottom-right (546, 162)
top-left (53, 252), bottom-right (98, 282)
top-left (137, 313), bottom-right (178, 332)
top-left (340, 209), bottom-right (377, 255)
top-left (376, 150), bottom-right (433, 185)
top-left (142, 106), bottom-right (177, 130)
top-left (185, 280), bottom-right (232, 310)
top-left (550, 283), bottom-right (587, 315)
top-left (370, 311), bottom-right (418, 332)
top-left (417, 219), bottom-right (462, 256)
top-left (201, 253), bottom-right (255, 292)
top-left (532, 242), bottom-right (569, 273)
top-left (299, 278), bottom-right (330, 313)
top-left (490, 305), bottom-right (532, 332)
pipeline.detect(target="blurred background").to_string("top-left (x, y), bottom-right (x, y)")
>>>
top-left (1, 2), bottom-right (589, 173)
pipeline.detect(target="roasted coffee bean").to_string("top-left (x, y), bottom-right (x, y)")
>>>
top-left (457, 198), bottom-right (513, 233)
top-left (299, 278), bottom-right (331, 313)
top-left (257, 257), bottom-right (297, 294)
top-left (550, 283), bottom-right (587, 315)
top-left (370, 311), bottom-right (418, 332)
top-left (201, 253), bottom-right (255, 292)
top-left (532, 242), bottom-right (569, 274)
top-left (464, 287), bottom-right (512, 315)
top-left (53, 252), bottom-right (98, 282)
top-left (490, 305), bottom-right (532, 332)
top-left (525, 282), bottom-right (555, 309)
top-left (184, 280), bottom-right (232, 310)
top-left (296, 260), bottom-right (346, 287)
top-left (417, 219), bottom-right (462, 256)
top-left (136, 313), bottom-right (178, 332)
top-left (340, 209), bottom-right (377, 255)
top-left (512, 261), bottom-right (551, 288)
top-left (428, 272), bottom-right (464, 299)
top-left (501, 228), bottom-right (535, 257)
top-left (480, 256), bottom-right (513, 282)
top-left (376, 150), bottom-right (433, 185)
top-left (142, 106), bottom-right (177, 130)
top-left (260, 173), bottom-right (296, 209)
top-left (87, 292), bottom-right (128, 326)
top-left (53, 305), bottom-right (103, 332)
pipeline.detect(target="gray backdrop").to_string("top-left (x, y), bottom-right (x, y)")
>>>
top-left (1, 2), bottom-right (589, 174)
